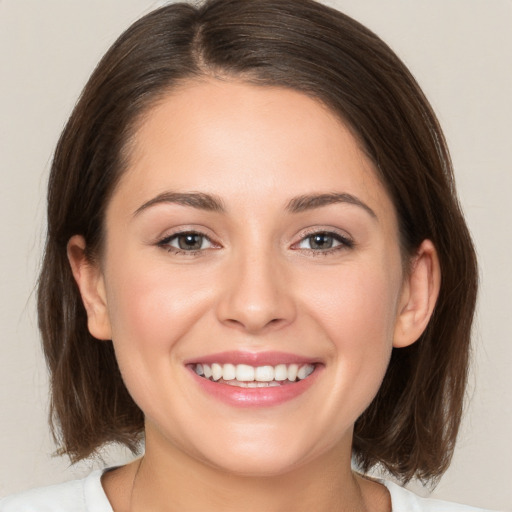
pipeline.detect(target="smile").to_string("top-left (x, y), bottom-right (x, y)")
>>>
top-left (186, 352), bottom-right (321, 407)
top-left (193, 363), bottom-right (316, 387)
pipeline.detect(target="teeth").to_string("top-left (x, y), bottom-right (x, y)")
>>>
top-left (211, 363), bottom-right (223, 381)
top-left (225, 380), bottom-right (283, 388)
top-left (297, 364), bottom-right (314, 380)
top-left (236, 364), bottom-right (255, 382)
top-left (194, 362), bottom-right (316, 384)
top-left (223, 363), bottom-right (236, 380)
top-left (287, 364), bottom-right (299, 382)
top-left (255, 365), bottom-right (274, 382)
top-left (274, 364), bottom-right (288, 381)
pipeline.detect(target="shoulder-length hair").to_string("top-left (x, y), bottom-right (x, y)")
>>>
top-left (38, 0), bottom-right (478, 484)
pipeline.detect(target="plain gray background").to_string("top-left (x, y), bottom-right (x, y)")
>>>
top-left (0, 1), bottom-right (511, 510)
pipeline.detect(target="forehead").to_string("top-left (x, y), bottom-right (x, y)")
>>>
top-left (114, 78), bottom-right (395, 222)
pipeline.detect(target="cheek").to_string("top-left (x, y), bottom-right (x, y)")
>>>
top-left (306, 262), bottom-right (400, 344)
top-left (106, 250), bottom-right (207, 342)
top-left (300, 260), bottom-right (401, 402)
top-left (102, 250), bottom-right (215, 394)
top-left (102, 255), bottom-right (220, 425)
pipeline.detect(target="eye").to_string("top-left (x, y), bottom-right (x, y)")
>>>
top-left (158, 231), bottom-right (215, 252)
top-left (295, 231), bottom-right (353, 252)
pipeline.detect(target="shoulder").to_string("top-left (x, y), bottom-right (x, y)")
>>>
top-left (0, 470), bottom-right (112, 512)
top-left (383, 480), bottom-right (500, 512)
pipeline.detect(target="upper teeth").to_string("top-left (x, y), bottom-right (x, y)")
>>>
top-left (194, 363), bottom-right (315, 382)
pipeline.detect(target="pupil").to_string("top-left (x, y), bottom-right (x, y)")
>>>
top-left (311, 233), bottom-right (333, 249)
top-left (179, 234), bottom-right (202, 250)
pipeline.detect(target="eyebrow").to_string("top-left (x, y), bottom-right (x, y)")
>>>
top-left (133, 191), bottom-right (376, 219)
top-left (133, 191), bottom-right (226, 216)
top-left (286, 193), bottom-right (377, 219)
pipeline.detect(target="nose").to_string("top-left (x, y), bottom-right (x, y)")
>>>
top-left (216, 247), bottom-right (297, 334)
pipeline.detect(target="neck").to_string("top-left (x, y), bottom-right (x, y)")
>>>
top-left (121, 434), bottom-right (371, 512)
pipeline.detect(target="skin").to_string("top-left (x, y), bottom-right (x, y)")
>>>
top-left (68, 79), bottom-right (440, 512)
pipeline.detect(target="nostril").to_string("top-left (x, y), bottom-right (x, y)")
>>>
top-left (223, 316), bottom-right (287, 333)
top-left (215, 271), bottom-right (297, 333)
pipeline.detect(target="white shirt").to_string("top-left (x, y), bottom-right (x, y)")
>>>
top-left (0, 470), bottom-right (498, 511)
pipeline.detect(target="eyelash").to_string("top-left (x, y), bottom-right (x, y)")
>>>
top-left (157, 230), bottom-right (354, 256)
top-left (157, 231), bottom-right (216, 255)
top-left (292, 230), bottom-right (354, 255)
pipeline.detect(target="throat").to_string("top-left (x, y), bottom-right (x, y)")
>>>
top-left (117, 436), bottom-right (377, 512)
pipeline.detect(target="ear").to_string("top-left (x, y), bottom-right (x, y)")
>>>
top-left (393, 239), bottom-right (441, 348)
top-left (67, 235), bottom-right (112, 341)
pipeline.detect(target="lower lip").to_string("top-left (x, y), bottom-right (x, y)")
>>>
top-left (188, 366), bottom-right (321, 407)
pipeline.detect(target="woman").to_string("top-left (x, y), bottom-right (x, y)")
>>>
top-left (0, 0), bottom-right (495, 510)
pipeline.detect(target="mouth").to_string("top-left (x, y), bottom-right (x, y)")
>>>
top-left (191, 362), bottom-right (316, 388)
top-left (185, 351), bottom-right (321, 406)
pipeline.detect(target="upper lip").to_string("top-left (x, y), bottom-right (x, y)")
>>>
top-left (184, 351), bottom-right (321, 367)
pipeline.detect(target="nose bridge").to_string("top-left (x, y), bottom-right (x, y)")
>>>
top-left (217, 237), bottom-right (295, 333)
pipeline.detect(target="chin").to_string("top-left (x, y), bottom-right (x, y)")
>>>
top-left (186, 424), bottom-right (338, 479)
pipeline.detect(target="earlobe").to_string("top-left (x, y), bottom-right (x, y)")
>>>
top-left (67, 235), bottom-right (112, 341)
top-left (393, 239), bottom-right (441, 348)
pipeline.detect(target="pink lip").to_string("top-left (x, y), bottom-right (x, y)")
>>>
top-left (184, 350), bottom-right (320, 366)
top-left (185, 351), bottom-right (323, 408)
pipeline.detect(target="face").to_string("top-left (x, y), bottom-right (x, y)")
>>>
top-left (76, 79), bottom-right (417, 476)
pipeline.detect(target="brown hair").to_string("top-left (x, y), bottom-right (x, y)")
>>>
top-left (38, 0), bottom-right (478, 484)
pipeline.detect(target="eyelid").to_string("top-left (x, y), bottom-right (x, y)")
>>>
top-left (290, 227), bottom-right (355, 252)
top-left (156, 228), bottom-right (221, 253)
top-left (154, 226), bottom-right (353, 255)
